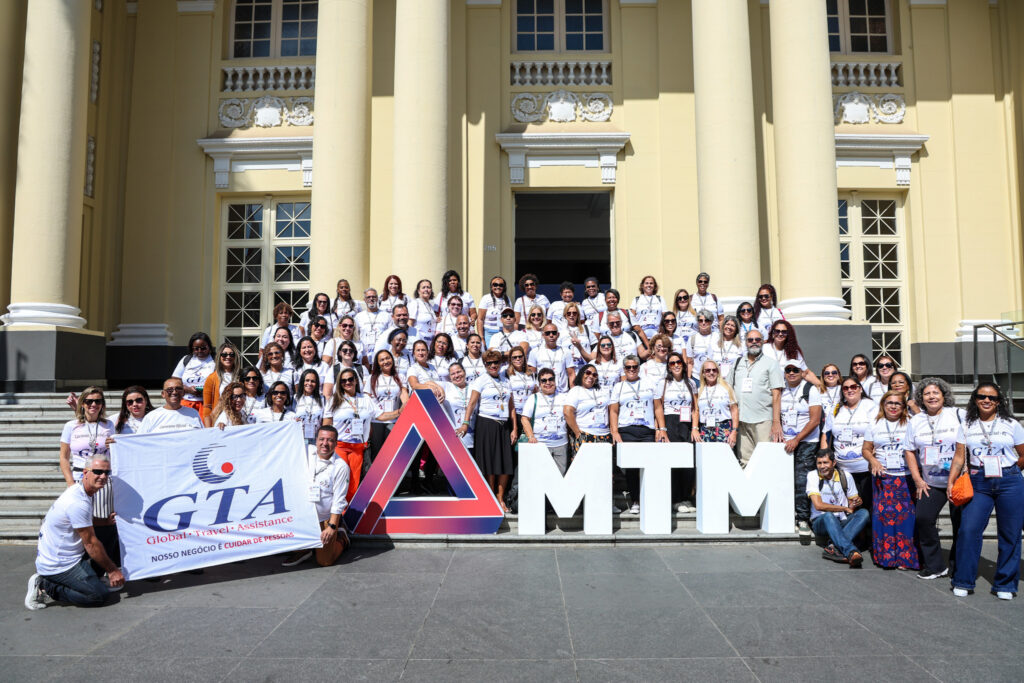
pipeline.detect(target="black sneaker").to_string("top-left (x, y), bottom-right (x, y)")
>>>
top-left (916, 567), bottom-right (948, 580)
top-left (821, 544), bottom-right (846, 563)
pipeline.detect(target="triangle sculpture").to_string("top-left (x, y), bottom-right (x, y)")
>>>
top-left (344, 389), bottom-right (504, 535)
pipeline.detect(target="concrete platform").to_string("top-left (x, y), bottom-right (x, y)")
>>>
top-left (3, 542), bottom-right (1023, 682)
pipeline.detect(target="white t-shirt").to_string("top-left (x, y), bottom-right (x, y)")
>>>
top-left (478, 294), bottom-right (511, 332)
top-left (561, 325), bottom-right (596, 370)
top-left (547, 300), bottom-right (572, 328)
top-left (172, 355), bottom-right (216, 403)
top-left (763, 345), bottom-right (807, 371)
top-left (354, 310), bottom-right (391, 355)
top-left (506, 371), bottom-right (538, 414)
top-left (660, 377), bottom-right (696, 420)
top-left (631, 294), bottom-right (667, 333)
top-left (380, 294), bottom-right (410, 316)
top-left (488, 329), bottom-right (527, 355)
top-left (906, 408), bottom-right (964, 487)
top-left (252, 407), bottom-right (298, 424)
top-left (756, 307), bottom-right (785, 338)
top-left (780, 382), bottom-right (822, 443)
top-left (959, 416), bottom-right (1024, 470)
top-left (293, 395), bottom-right (326, 440)
top-left (528, 345), bottom-right (574, 394)
top-left (61, 419), bottom-right (115, 478)
top-left (599, 309), bottom-right (634, 335)
top-left (262, 367), bottom-right (296, 392)
top-left (640, 359), bottom-right (666, 382)
top-left (407, 361), bottom-right (442, 388)
top-left (514, 294), bottom-right (550, 323)
top-left (832, 399), bottom-right (878, 473)
top-left (675, 311), bottom-right (698, 346)
top-left (314, 336), bottom-right (338, 362)
top-left (864, 417), bottom-right (909, 476)
top-left (437, 291), bottom-right (476, 313)
top-left (138, 406), bottom-right (204, 434)
top-left (407, 298), bottom-right (438, 341)
top-left (461, 356), bottom-right (486, 383)
top-left (431, 356), bottom-right (454, 382)
top-left (328, 394), bottom-right (382, 443)
top-left (691, 293), bottom-right (723, 325)
top-left (373, 325), bottom-right (420, 355)
top-left (521, 393), bottom-right (568, 447)
top-left (820, 386), bottom-right (843, 418)
top-left (686, 331), bottom-right (720, 379)
top-left (333, 299), bottom-right (364, 319)
top-left (470, 374), bottom-right (512, 421)
top-left (806, 469), bottom-right (859, 521)
top-left (116, 415), bottom-right (144, 435)
top-left (260, 324), bottom-right (302, 349)
top-left (564, 385), bottom-right (610, 436)
top-left (610, 378), bottom-right (659, 429)
top-left (711, 341), bottom-right (745, 380)
top-left (442, 381), bottom-right (476, 449)
top-left (298, 361), bottom-right (333, 391)
top-left (368, 374), bottom-right (404, 423)
top-left (696, 384), bottom-right (734, 426)
top-left (594, 359), bottom-right (623, 395)
top-left (522, 329), bottom-right (545, 353)
top-left (35, 483), bottom-right (93, 575)
top-left (305, 446), bottom-right (350, 520)
top-left (579, 295), bottom-right (607, 329)
top-left (609, 330), bottom-right (640, 360)
top-left (867, 379), bottom-right (889, 404)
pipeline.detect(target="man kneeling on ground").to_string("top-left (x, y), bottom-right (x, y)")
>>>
top-left (26, 454), bottom-right (124, 609)
top-left (282, 425), bottom-right (350, 567)
top-left (807, 450), bottom-right (868, 568)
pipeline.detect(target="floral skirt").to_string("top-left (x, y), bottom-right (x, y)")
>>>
top-left (699, 420), bottom-right (732, 444)
top-left (872, 475), bottom-right (919, 569)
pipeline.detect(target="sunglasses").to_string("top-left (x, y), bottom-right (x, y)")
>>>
top-left (758, 294), bottom-right (771, 300)
top-left (663, 317), bottom-right (676, 323)
top-left (852, 361), bottom-right (867, 367)
top-left (192, 345), bottom-right (209, 352)
top-left (842, 385), bottom-right (860, 392)
top-left (624, 365), bottom-right (640, 371)
top-left (89, 469), bottom-right (111, 476)
top-left (530, 314), bottom-right (543, 318)
top-left (884, 401), bottom-right (905, 408)
top-left (543, 331), bottom-right (558, 337)
top-left (582, 371), bottom-right (597, 377)
top-left (231, 393), bottom-right (246, 400)
top-left (668, 360), bottom-right (683, 367)
top-left (164, 387), bottom-right (184, 394)
top-left (747, 338), bottom-right (763, 344)
top-left (876, 362), bottom-right (894, 370)
top-left (485, 361), bottom-right (501, 367)
top-left (244, 376), bottom-right (260, 383)
top-left (698, 319), bottom-right (711, 324)
top-left (340, 323), bottom-right (354, 329)
top-left (82, 398), bottom-right (104, 406)
top-left (126, 397), bottom-right (146, 405)
top-left (539, 378), bottom-right (555, 384)
top-left (739, 308), bottom-right (753, 314)
top-left (523, 282), bottom-right (537, 288)
top-left (220, 352), bottom-right (236, 358)
top-left (599, 344), bottom-right (612, 349)
top-left (267, 352), bottom-right (282, 358)
top-left (340, 378), bottom-right (356, 385)
top-left (697, 280), bottom-right (709, 285)
top-left (677, 296), bottom-right (689, 301)
top-left (313, 323), bottom-right (326, 329)
top-left (784, 367), bottom-right (801, 374)
top-left (772, 329), bottom-right (787, 336)
top-left (977, 394), bottom-right (1000, 402)
top-left (608, 321), bottom-right (621, 327)
top-left (269, 390), bottom-right (288, 396)
top-left (703, 369), bottom-right (718, 374)
top-left (501, 312), bottom-right (515, 318)
top-left (491, 283), bottom-right (505, 288)
top-left (823, 370), bottom-right (840, 376)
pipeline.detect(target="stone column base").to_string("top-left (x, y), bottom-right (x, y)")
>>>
top-left (0, 326), bottom-right (106, 391)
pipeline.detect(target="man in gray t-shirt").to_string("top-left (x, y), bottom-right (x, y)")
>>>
top-left (727, 330), bottom-right (783, 466)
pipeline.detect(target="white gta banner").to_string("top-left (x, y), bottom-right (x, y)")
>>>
top-left (111, 422), bottom-right (321, 580)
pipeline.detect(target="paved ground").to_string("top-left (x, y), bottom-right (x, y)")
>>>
top-left (2, 542), bottom-right (1023, 682)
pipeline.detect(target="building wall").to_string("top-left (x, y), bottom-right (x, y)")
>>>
top-left (6, 0), bottom-right (1024, 372)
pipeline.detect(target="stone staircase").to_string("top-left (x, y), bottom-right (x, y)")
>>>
top-left (0, 388), bottom-right (1000, 545)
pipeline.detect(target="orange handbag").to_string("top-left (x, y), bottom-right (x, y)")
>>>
top-left (949, 465), bottom-right (974, 507)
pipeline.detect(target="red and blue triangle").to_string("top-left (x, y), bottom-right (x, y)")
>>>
top-left (344, 389), bottom-right (504, 535)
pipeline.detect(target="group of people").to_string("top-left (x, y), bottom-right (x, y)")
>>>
top-left (26, 270), bottom-right (1024, 609)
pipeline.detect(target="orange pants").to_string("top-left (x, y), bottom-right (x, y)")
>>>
top-left (334, 441), bottom-right (365, 501)
top-left (182, 398), bottom-right (203, 414)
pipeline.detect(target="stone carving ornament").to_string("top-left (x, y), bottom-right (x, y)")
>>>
top-left (834, 91), bottom-right (906, 125)
top-left (511, 90), bottom-right (613, 124)
top-left (218, 97), bottom-right (315, 129)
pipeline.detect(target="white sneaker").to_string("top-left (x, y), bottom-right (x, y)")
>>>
top-left (797, 521), bottom-right (811, 534)
top-left (676, 502), bottom-right (696, 513)
top-left (24, 574), bottom-right (46, 610)
top-left (995, 591), bottom-right (1014, 601)
top-left (629, 503), bottom-right (640, 514)
top-left (281, 550), bottom-right (312, 567)
top-left (952, 588), bottom-right (969, 598)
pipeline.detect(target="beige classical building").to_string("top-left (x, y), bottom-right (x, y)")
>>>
top-left (1, 0), bottom-right (1023, 388)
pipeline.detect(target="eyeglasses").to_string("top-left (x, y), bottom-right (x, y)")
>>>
top-left (126, 397), bottom-right (146, 405)
top-left (529, 313), bottom-right (543, 319)
top-left (842, 385), bottom-right (860, 392)
top-left (698, 319), bottom-right (711, 324)
top-left (82, 398), bottom-right (104, 406)
top-left (269, 390), bottom-right (288, 396)
top-left (89, 469), bottom-right (111, 476)
top-left (663, 317), bottom-right (676, 323)
top-left (340, 378), bottom-right (356, 385)
top-left (977, 394), bottom-right (1000, 402)
top-left (582, 370), bottom-right (597, 377)
top-left (884, 401), bottom-right (905, 408)
top-left (267, 352), bottom-right (282, 358)
top-left (164, 387), bottom-right (184, 395)
top-left (668, 360), bottom-right (683, 367)
top-left (543, 331), bottom-right (558, 337)
top-left (624, 365), bottom-right (640, 371)
top-left (231, 392), bottom-right (246, 399)
top-left (523, 282), bottom-right (537, 288)
top-left (677, 296), bottom-right (689, 301)
top-left (539, 378), bottom-right (555, 384)
top-left (876, 362), bottom-right (895, 370)
top-left (244, 376), bottom-right (260, 383)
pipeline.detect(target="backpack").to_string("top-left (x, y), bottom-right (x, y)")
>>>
top-left (818, 469), bottom-right (849, 497)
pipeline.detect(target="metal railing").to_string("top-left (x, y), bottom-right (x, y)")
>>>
top-left (972, 322), bottom-right (1024, 409)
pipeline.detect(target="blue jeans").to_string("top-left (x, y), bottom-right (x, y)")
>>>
top-left (953, 466), bottom-right (1024, 593)
top-left (483, 330), bottom-right (496, 348)
top-left (812, 509), bottom-right (869, 558)
top-left (39, 557), bottom-right (108, 606)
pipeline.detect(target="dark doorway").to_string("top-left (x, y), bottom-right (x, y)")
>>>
top-left (514, 192), bottom-right (611, 302)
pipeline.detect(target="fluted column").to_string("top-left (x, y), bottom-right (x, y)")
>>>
top-left (4, 0), bottom-right (90, 327)
top-left (769, 0), bottom-right (848, 321)
top-left (391, 0), bottom-right (449, 283)
top-left (0, 1), bottom-right (27, 316)
top-left (691, 0), bottom-right (762, 308)
top-left (309, 0), bottom-right (372, 291)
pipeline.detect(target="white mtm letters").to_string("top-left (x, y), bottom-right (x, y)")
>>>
top-left (516, 441), bottom-right (794, 535)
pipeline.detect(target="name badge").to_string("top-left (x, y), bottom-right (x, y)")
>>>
top-left (840, 427), bottom-right (853, 442)
top-left (923, 446), bottom-right (940, 466)
top-left (308, 484), bottom-right (321, 502)
top-left (783, 411), bottom-right (797, 429)
top-left (741, 377), bottom-right (753, 393)
top-left (884, 452), bottom-right (903, 471)
top-left (702, 411), bottom-right (716, 426)
top-left (302, 418), bottom-right (318, 440)
top-left (983, 455), bottom-right (1003, 478)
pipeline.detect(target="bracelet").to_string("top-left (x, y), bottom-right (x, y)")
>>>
top-left (655, 427), bottom-right (666, 432)
top-left (461, 421), bottom-right (470, 426)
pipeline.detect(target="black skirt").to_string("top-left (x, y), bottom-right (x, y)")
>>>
top-left (474, 416), bottom-right (514, 476)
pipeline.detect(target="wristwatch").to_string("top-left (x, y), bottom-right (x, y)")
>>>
top-left (327, 522), bottom-right (338, 530)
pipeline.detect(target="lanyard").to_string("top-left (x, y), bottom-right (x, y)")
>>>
top-left (342, 394), bottom-right (359, 419)
top-left (539, 393), bottom-right (558, 418)
top-left (978, 418), bottom-right (996, 452)
top-left (669, 379), bottom-right (691, 405)
top-left (925, 410), bottom-right (943, 444)
top-left (313, 458), bottom-right (331, 480)
top-left (825, 387), bottom-right (840, 406)
top-left (702, 385), bottom-right (720, 415)
top-left (783, 385), bottom-right (800, 412)
top-left (841, 404), bottom-right (857, 428)
top-left (86, 421), bottom-right (101, 450)
top-left (823, 475), bottom-right (842, 502)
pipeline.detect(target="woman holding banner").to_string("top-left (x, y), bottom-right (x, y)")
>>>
top-left (212, 383), bottom-right (249, 428)
top-left (254, 381), bottom-right (297, 424)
